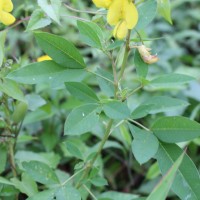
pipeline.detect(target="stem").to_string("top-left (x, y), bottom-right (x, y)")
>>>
top-left (61, 15), bottom-right (90, 22)
top-left (63, 3), bottom-right (105, 15)
top-left (8, 141), bottom-right (17, 177)
top-left (109, 53), bottom-right (118, 98)
top-left (83, 185), bottom-right (98, 200)
top-left (123, 84), bottom-right (143, 101)
top-left (86, 68), bottom-right (115, 84)
top-left (119, 30), bottom-right (131, 81)
top-left (0, 134), bottom-right (15, 138)
top-left (128, 118), bottom-right (150, 131)
top-left (4, 16), bottom-right (30, 31)
top-left (134, 29), bottom-right (144, 44)
top-left (61, 167), bottom-right (86, 186)
top-left (76, 119), bottom-right (113, 189)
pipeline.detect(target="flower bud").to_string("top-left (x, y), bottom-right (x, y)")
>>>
top-left (12, 102), bottom-right (28, 124)
top-left (92, 0), bottom-right (113, 8)
top-left (37, 55), bottom-right (52, 62)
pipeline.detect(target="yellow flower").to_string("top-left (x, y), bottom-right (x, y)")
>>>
top-left (92, 0), bottom-right (113, 8)
top-left (92, 0), bottom-right (138, 39)
top-left (107, 0), bottom-right (138, 39)
top-left (0, 0), bottom-right (16, 26)
top-left (113, 20), bottom-right (128, 40)
top-left (37, 55), bottom-right (52, 62)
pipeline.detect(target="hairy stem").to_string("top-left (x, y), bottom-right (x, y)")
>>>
top-left (76, 119), bottom-right (113, 189)
top-left (119, 30), bottom-right (132, 81)
top-left (8, 141), bottom-right (17, 177)
top-left (109, 53), bottom-right (118, 98)
top-left (64, 3), bottom-right (105, 15)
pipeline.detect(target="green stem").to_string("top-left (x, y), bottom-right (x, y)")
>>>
top-left (109, 53), bottom-right (118, 98)
top-left (123, 84), bottom-right (143, 101)
top-left (128, 118), bottom-right (150, 131)
top-left (61, 167), bottom-right (86, 186)
top-left (86, 68), bottom-right (115, 84)
top-left (119, 30), bottom-right (132, 81)
top-left (135, 29), bottom-right (144, 44)
top-left (8, 141), bottom-right (17, 177)
top-left (63, 3), bottom-right (105, 15)
top-left (76, 119), bottom-right (113, 189)
top-left (83, 185), bottom-right (98, 200)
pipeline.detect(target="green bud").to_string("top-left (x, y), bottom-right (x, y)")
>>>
top-left (12, 102), bottom-right (28, 124)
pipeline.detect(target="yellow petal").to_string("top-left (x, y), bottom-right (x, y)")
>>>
top-left (107, 0), bottom-right (123, 25)
top-left (0, 2), bottom-right (3, 10)
top-left (124, 0), bottom-right (138, 29)
top-left (92, 0), bottom-right (112, 8)
top-left (113, 20), bottom-right (128, 40)
top-left (3, 0), bottom-right (13, 12)
top-left (37, 55), bottom-right (52, 62)
top-left (0, 11), bottom-right (15, 25)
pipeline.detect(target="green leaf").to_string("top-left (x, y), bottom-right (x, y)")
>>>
top-left (65, 82), bottom-right (99, 103)
top-left (155, 142), bottom-right (200, 200)
top-left (0, 184), bottom-right (19, 196)
top-left (37, 0), bottom-right (61, 24)
top-left (26, 94), bottom-right (46, 111)
top-left (77, 21), bottom-right (103, 49)
top-left (147, 151), bottom-right (184, 200)
top-left (10, 173), bottom-right (38, 197)
top-left (15, 151), bottom-right (60, 169)
top-left (103, 100), bottom-right (130, 120)
top-left (7, 61), bottom-right (86, 85)
top-left (107, 40), bottom-right (124, 51)
top-left (131, 104), bottom-right (153, 119)
top-left (141, 96), bottom-right (189, 114)
top-left (12, 101), bottom-right (28, 123)
top-left (64, 104), bottom-right (101, 135)
top-left (134, 49), bottom-right (148, 78)
top-left (129, 124), bottom-right (159, 164)
top-left (99, 191), bottom-right (139, 200)
top-left (22, 161), bottom-right (59, 185)
top-left (35, 32), bottom-right (86, 69)
top-left (90, 176), bottom-right (108, 187)
top-left (132, 96), bottom-right (189, 119)
top-left (26, 9), bottom-right (51, 31)
top-left (136, 0), bottom-right (157, 30)
top-left (146, 162), bottom-right (160, 180)
top-left (157, 0), bottom-right (172, 24)
top-left (96, 68), bottom-right (114, 97)
top-left (23, 104), bottom-right (54, 124)
top-left (0, 30), bottom-right (6, 67)
top-left (0, 177), bottom-right (14, 186)
top-left (149, 73), bottom-right (195, 89)
top-left (55, 186), bottom-right (81, 200)
top-left (151, 116), bottom-right (200, 143)
top-left (65, 140), bottom-right (83, 160)
top-left (0, 144), bottom-right (7, 174)
top-left (27, 189), bottom-right (57, 200)
top-left (0, 78), bottom-right (26, 103)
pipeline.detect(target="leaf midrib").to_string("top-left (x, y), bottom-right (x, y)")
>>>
top-left (160, 143), bottom-right (199, 200)
top-left (37, 34), bottom-right (85, 68)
